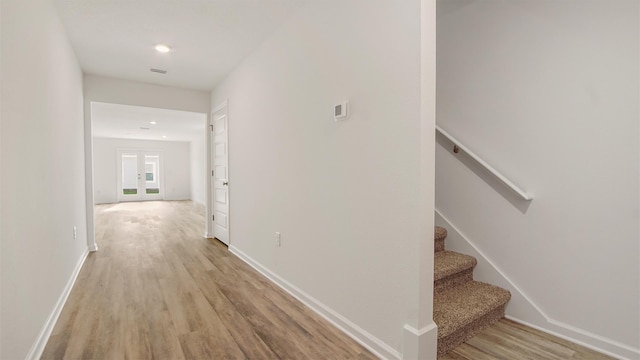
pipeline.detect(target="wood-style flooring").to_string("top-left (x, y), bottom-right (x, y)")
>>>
top-left (441, 319), bottom-right (616, 360)
top-left (42, 201), bottom-right (376, 359)
top-left (43, 201), bottom-right (616, 360)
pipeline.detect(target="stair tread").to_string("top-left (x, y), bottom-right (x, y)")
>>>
top-left (435, 226), bottom-right (447, 241)
top-left (434, 251), bottom-right (477, 281)
top-left (434, 280), bottom-right (511, 339)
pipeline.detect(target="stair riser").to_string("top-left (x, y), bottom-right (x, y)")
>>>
top-left (434, 226), bottom-right (447, 252)
top-left (434, 268), bottom-right (473, 295)
top-left (437, 305), bottom-right (507, 357)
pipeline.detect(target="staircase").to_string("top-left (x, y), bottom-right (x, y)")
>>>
top-left (433, 226), bottom-right (511, 357)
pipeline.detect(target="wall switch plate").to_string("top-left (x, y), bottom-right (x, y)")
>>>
top-left (275, 232), bottom-right (281, 247)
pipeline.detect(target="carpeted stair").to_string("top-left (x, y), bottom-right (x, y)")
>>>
top-left (433, 226), bottom-right (511, 357)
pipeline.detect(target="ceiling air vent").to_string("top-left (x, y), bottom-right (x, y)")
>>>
top-left (150, 68), bottom-right (167, 74)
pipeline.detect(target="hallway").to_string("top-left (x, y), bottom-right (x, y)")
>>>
top-left (42, 201), bottom-right (375, 359)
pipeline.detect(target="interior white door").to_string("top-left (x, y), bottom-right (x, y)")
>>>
top-left (117, 150), bottom-right (163, 202)
top-left (212, 103), bottom-right (230, 245)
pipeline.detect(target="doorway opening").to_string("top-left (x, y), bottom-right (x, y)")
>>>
top-left (90, 101), bottom-right (209, 246)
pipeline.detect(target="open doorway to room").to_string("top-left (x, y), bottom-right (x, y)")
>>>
top-left (90, 101), bottom-right (209, 238)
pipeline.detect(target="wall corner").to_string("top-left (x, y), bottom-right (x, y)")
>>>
top-left (402, 323), bottom-right (438, 360)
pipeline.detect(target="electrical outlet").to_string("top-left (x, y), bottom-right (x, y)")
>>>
top-left (275, 232), bottom-right (281, 247)
top-left (73, 226), bottom-right (77, 240)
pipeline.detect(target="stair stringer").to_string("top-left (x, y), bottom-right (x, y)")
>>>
top-left (435, 209), bottom-right (640, 360)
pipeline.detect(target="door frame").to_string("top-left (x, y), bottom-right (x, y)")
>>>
top-left (86, 99), bottom-right (211, 252)
top-left (116, 148), bottom-right (165, 202)
top-left (209, 100), bottom-right (230, 245)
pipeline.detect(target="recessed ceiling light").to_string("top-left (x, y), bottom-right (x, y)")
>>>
top-left (162, 135), bottom-right (167, 138)
top-left (155, 44), bottom-right (172, 53)
top-left (149, 121), bottom-right (157, 125)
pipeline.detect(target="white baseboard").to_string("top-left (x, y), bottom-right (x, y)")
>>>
top-left (402, 323), bottom-right (438, 360)
top-left (506, 316), bottom-right (639, 360)
top-left (191, 199), bottom-right (206, 207)
top-left (88, 242), bottom-right (98, 252)
top-left (435, 209), bottom-right (640, 360)
top-left (229, 245), bottom-right (401, 360)
top-left (203, 232), bottom-right (214, 239)
top-left (25, 248), bottom-right (89, 360)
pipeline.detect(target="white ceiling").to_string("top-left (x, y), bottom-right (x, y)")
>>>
top-left (54, 0), bottom-right (309, 91)
top-left (92, 102), bottom-right (207, 142)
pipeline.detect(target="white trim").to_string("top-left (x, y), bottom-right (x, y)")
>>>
top-left (545, 318), bottom-right (639, 359)
top-left (88, 243), bottom-right (99, 252)
top-left (506, 316), bottom-right (638, 360)
top-left (403, 323), bottom-right (437, 337)
top-left (212, 99), bottom-right (228, 113)
top-left (85, 102), bottom-right (96, 253)
top-left (203, 232), bottom-right (214, 239)
top-left (402, 323), bottom-right (438, 360)
top-left (435, 209), bottom-right (548, 316)
top-left (25, 249), bottom-right (90, 360)
top-left (435, 208), bottom-right (640, 360)
top-left (211, 100), bottom-right (230, 246)
top-left (229, 245), bottom-right (401, 360)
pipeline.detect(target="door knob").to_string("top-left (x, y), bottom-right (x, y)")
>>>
top-left (222, 181), bottom-right (229, 186)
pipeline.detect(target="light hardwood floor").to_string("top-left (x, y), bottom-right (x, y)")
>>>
top-left (43, 201), bottom-right (616, 360)
top-left (42, 201), bottom-right (376, 359)
top-left (441, 319), bottom-right (616, 360)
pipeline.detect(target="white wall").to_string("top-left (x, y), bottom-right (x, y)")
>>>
top-left (93, 138), bottom-right (191, 204)
top-left (84, 75), bottom-right (211, 114)
top-left (0, 0), bottom-right (88, 358)
top-left (190, 133), bottom-right (207, 206)
top-left (83, 75), bottom-right (211, 248)
top-left (436, 1), bottom-right (639, 358)
top-left (211, 1), bottom-right (435, 358)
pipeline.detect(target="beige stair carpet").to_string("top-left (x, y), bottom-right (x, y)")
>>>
top-left (434, 251), bottom-right (476, 294)
top-left (435, 226), bottom-right (447, 252)
top-left (433, 226), bottom-right (511, 357)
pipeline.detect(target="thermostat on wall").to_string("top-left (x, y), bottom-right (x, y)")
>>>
top-left (334, 101), bottom-right (349, 121)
